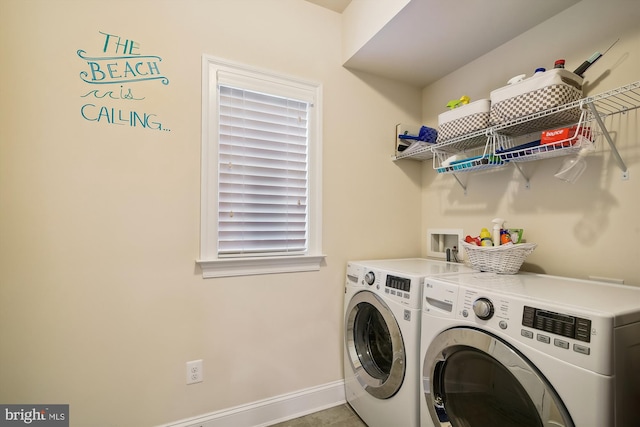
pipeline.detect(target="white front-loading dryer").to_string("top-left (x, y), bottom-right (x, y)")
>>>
top-left (343, 258), bottom-right (474, 427)
top-left (420, 272), bottom-right (640, 427)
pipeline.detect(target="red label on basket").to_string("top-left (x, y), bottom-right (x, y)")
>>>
top-left (541, 126), bottom-right (591, 147)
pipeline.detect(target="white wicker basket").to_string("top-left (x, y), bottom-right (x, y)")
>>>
top-left (461, 241), bottom-right (537, 274)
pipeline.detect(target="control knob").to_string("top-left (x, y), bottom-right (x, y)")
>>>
top-left (473, 298), bottom-right (494, 320)
top-left (364, 272), bottom-right (375, 286)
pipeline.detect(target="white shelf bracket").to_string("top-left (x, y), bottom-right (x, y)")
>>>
top-left (452, 173), bottom-right (467, 195)
top-left (513, 163), bottom-right (530, 189)
top-left (587, 102), bottom-right (628, 176)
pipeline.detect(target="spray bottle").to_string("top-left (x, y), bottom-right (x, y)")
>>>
top-left (492, 218), bottom-right (505, 246)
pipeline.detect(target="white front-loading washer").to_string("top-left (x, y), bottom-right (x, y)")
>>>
top-left (343, 258), bottom-right (475, 427)
top-left (420, 272), bottom-right (640, 427)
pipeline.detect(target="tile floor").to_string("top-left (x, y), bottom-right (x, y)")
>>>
top-left (269, 404), bottom-right (367, 427)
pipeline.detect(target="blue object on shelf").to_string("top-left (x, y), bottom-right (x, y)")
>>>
top-left (495, 140), bottom-right (541, 160)
top-left (436, 154), bottom-right (503, 173)
top-left (398, 125), bottom-right (438, 143)
top-left (449, 155), bottom-right (482, 165)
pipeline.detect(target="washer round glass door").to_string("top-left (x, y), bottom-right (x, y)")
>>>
top-left (345, 290), bottom-right (405, 399)
top-left (423, 327), bottom-right (574, 427)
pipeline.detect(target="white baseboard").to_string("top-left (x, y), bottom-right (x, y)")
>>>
top-left (159, 380), bottom-right (346, 427)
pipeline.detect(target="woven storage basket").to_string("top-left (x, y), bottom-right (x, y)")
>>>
top-left (461, 241), bottom-right (537, 274)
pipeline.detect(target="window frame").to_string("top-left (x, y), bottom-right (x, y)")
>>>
top-left (197, 55), bottom-right (324, 278)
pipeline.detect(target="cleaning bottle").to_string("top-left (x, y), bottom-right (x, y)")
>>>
top-left (554, 59), bottom-right (565, 69)
top-left (480, 228), bottom-right (492, 246)
top-left (500, 229), bottom-right (512, 245)
top-left (492, 218), bottom-right (505, 246)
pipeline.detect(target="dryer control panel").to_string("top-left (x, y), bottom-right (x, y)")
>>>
top-left (522, 306), bottom-right (592, 343)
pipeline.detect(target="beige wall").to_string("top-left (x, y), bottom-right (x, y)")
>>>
top-left (420, 0), bottom-right (640, 284)
top-left (0, 0), bottom-right (422, 425)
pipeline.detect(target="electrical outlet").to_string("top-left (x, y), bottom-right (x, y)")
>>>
top-left (186, 359), bottom-right (203, 385)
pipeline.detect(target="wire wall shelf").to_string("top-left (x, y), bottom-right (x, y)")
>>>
top-left (395, 80), bottom-right (639, 180)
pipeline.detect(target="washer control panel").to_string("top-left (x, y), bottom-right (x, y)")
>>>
top-left (347, 264), bottom-right (422, 309)
top-left (473, 298), bottom-right (494, 320)
top-left (364, 271), bottom-right (376, 286)
top-left (386, 274), bottom-right (411, 293)
top-left (522, 306), bottom-right (592, 343)
top-left (381, 273), bottom-right (415, 306)
top-left (422, 278), bottom-right (613, 375)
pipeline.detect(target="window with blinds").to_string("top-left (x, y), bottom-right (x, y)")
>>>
top-left (217, 86), bottom-right (309, 256)
top-left (198, 55), bottom-right (323, 278)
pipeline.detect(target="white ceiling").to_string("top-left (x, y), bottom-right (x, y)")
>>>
top-left (305, 0), bottom-right (351, 13)
top-left (309, 0), bottom-right (580, 87)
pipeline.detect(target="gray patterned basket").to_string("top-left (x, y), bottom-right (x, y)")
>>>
top-left (489, 69), bottom-right (583, 127)
top-left (490, 84), bottom-right (582, 126)
top-left (439, 112), bottom-right (491, 140)
top-left (461, 241), bottom-right (537, 274)
top-left (438, 99), bottom-right (491, 141)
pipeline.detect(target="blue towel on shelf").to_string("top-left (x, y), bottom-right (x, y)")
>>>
top-left (398, 125), bottom-right (438, 143)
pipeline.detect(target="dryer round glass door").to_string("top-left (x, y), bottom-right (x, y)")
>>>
top-left (345, 290), bottom-right (405, 399)
top-left (423, 327), bottom-right (574, 427)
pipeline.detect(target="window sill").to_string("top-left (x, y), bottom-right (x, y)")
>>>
top-left (196, 254), bottom-right (326, 278)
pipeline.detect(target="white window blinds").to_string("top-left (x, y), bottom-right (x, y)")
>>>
top-left (217, 85), bottom-right (309, 256)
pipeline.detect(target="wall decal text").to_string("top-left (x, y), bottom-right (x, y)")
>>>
top-left (78, 31), bottom-right (171, 132)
